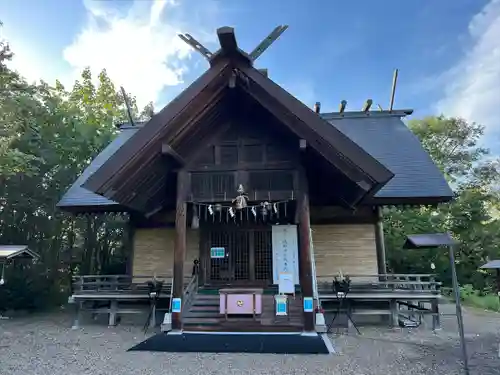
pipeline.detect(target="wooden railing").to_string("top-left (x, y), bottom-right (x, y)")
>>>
top-left (72, 274), bottom-right (190, 295)
top-left (316, 274), bottom-right (441, 296)
top-left (182, 274), bottom-right (199, 315)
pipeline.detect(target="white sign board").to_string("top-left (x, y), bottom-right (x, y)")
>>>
top-left (272, 225), bottom-right (299, 285)
top-left (275, 295), bottom-right (287, 316)
top-left (278, 272), bottom-right (295, 294)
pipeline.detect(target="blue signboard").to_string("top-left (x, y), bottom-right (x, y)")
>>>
top-left (275, 295), bottom-right (287, 316)
top-left (303, 297), bottom-right (313, 312)
top-left (210, 247), bottom-right (225, 258)
top-left (172, 298), bottom-right (182, 313)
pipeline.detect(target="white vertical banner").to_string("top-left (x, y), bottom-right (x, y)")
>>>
top-left (272, 225), bottom-right (299, 285)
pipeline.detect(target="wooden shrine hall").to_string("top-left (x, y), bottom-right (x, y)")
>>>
top-left (58, 26), bottom-right (453, 333)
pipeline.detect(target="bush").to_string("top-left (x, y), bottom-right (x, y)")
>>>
top-left (0, 263), bottom-right (68, 312)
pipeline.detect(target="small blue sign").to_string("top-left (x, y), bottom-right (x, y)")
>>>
top-left (172, 298), bottom-right (182, 313)
top-left (275, 296), bottom-right (287, 316)
top-left (303, 297), bottom-right (313, 312)
top-left (210, 247), bottom-right (225, 258)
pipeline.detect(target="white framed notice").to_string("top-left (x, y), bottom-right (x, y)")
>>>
top-left (278, 272), bottom-right (295, 294)
top-left (272, 225), bottom-right (299, 285)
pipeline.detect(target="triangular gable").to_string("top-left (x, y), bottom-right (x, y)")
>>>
top-left (82, 27), bottom-right (393, 213)
top-left (0, 245), bottom-right (40, 261)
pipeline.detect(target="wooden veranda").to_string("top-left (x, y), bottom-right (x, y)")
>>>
top-left (69, 272), bottom-right (443, 331)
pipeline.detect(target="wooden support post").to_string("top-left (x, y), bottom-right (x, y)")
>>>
top-left (71, 301), bottom-right (82, 330)
top-left (108, 300), bottom-right (118, 326)
top-left (126, 215), bottom-right (135, 276)
top-left (150, 301), bottom-right (157, 328)
top-left (297, 167), bottom-right (314, 332)
top-left (172, 170), bottom-right (188, 331)
top-left (431, 299), bottom-right (441, 331)
top-left (389, 299), bottom-right (398, 328)
top-left (374, 206), bottom-right (387, 275)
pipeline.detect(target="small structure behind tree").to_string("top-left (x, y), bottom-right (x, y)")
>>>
top-left (0, 245), bottom-right (40, 318)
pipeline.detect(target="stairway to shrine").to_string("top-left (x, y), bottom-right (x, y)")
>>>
top-left (182, 289), bottom-right (304, 332)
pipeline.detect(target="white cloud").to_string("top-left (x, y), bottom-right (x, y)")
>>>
top-left (63, 0), bottom-right (204, 109)
top-left (436, 0), bottom-right (500, 134)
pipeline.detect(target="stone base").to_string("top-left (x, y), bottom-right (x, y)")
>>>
top-left (161, 313), bottom-right (172, 332)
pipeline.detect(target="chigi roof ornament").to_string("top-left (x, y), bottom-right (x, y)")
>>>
top-left (177, 25), bottom-right (289, 65)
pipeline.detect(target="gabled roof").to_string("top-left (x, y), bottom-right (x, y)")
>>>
top-left (57, 111), bottom-right (453, 212)
top-left (79, 27), bottom-right (394, 213)
top-left (0, 245), bottom-right (40, 261)
top-left (56, 126), bottom-right (140, 212)
top-left (322, 111), bottom-right (454, 204)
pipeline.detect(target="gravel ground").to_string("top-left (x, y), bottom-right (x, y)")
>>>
top-left (0, 303), bottom-right (499, 375)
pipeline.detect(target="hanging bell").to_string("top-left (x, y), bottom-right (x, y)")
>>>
top-left (215, 203), bottom-right (222, 212)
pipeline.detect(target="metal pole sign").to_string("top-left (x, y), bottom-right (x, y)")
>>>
top-left (449, 245), bottom-right (469, 375)
top-left (403, 233), bottom-right (469, 375)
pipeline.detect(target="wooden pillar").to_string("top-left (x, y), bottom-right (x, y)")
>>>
top-left (374, 206), bottom-right (387, 275)
top-left (126, 214), bottom-right (135, 276)
top-left (172, 170), bottom-right (188, 331)
top-left (297, 167), bottom-right (314, 332)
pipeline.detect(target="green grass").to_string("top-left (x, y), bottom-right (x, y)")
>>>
top-left (443, 285), bottom-right (500, 312)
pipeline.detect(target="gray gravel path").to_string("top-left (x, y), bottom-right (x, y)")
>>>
top-left (0, 303), bottom-right (499, 375)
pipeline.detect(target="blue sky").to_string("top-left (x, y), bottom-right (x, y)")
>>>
top-left (2, 0), bottom-right (500, 145)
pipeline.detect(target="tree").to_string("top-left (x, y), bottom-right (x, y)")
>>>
top-left (0, 25), bottom-right (40, 179)
top-left (384, 115), bottom-right (500, 291)
top-left (0, 28), bottom-right (153, 311)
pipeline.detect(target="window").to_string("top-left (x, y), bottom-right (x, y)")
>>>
top-left (191, 172), bottom-right (235, 199)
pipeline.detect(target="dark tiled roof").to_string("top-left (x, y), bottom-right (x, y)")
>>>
top-left (56, 126), bottom-right (140, 211)
top-left (58, 112), bottom-right (453, 211)
top-left (322, 113), bottom-right (453, 202)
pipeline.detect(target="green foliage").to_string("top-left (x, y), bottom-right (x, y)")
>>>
top-left (385, 115), bottom-right (500, 294)
top-left (0, 28), bottom-right (151, 311)
top-left (442, 284), bottom-right (500, 312)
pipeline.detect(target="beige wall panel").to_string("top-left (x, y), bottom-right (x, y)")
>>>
top-left (312, 224), bottom-right (378, 279)
top-left (132, 228), bottom-right (199, 280)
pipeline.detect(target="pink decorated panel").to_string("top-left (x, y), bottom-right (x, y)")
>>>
top-left (220, 293), bottom-right (262, 314)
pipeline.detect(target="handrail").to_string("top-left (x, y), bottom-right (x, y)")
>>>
top-left (71, 274), bottom-right (193, 294)
top-left (316, 273), bottom-right (441, 294)
top-left (182, 274), bottom-right (199, 315)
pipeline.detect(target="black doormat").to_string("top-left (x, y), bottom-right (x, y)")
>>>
top-left (128, 333), bottom-right (332, 354)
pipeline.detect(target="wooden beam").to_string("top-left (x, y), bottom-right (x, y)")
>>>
top-left (172, 170), bottom-right (188, 331)
top-left (297, 166), bottom-right (314, 332)
top-left (161, 142), bottom-right (186, 164)
top-left (374, 206), bottom-right (387, 275)
top-left (126, 215), bottom-right (136, 276)
top-left (249, 25), bottom-right (289, 62)
top-left (217, 26), bottom-right (238, 54)
top-left (362, 99), bottom-right (373, 112)
top-left (82, 60), bottom-right (230, 197)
